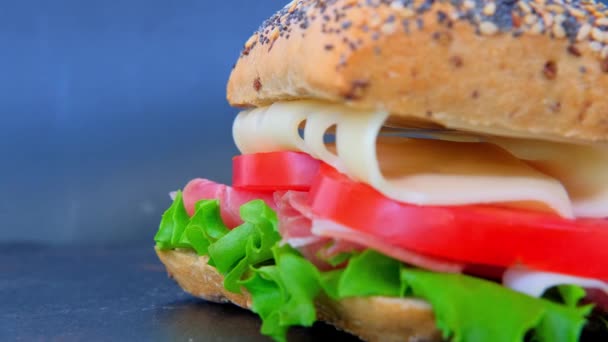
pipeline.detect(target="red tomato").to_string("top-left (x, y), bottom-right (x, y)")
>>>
top-left (309, 164), bottom-right (608, 280)
top-left (232, 152), bottom-right (320, 191)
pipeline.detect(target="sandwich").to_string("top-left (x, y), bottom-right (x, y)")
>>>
top-left (153, 0), bottom-right (608, 341)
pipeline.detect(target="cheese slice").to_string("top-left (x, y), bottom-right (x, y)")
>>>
top-left (393, 130), bottom-right (608, 218)
top-left (232, 101), bottom-right (576, 218)
top-left (489, 138), bottom-right (608, 218)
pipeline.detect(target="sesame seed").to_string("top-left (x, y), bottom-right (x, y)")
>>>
top-left (531, 21), bottom-right (545, 34)
top-left (519, 1), bottom-right (532, 13)
top-left (590, 40), bottom-right (603, 52)
top-left (390, 0), bottom-right (404, 10)
top-left (547, 4), bottom-right (566, 13)
top-left (577, 23), bottom-right (592, 41)
top-left (437, 10), bottom-right (448, 23)
top-left (432, 31), bottom-right (453, 45)
top-left (568, 44), bottom-right (582, 56)
top-left (463, 0), bottom-right (475, 10)
top-left (450, 55), bottom-right (463, 67)
top-left (592, 27), bottom-right (605, 41)
top-left (603, 31), bottom-right (608, 44)
top-left (483, 2), bottom-right (496, 16)
top-left (524, 14), bottom-right (537, 25)
top-left (399, 8), bottom-right (415, 18)
top-left (382, 22), bottom-right (397, 34)
top-left (402, 18), bottom-right (410, 33)
top-left (449, 10), bottom-right (460, 21)
top-left (416, 18), bottom-right (424, 30)
top-left (602, 45), bottom-right (608, 59)
top-left (306, 5), bottom-right (315, 16)
top-left (369, 14), bottom-right (382, 28)
top-left (601, 57), bottom-right (608, 72)
top-left (344, 79), bottom-right (370, 100)
top-left (597, 18), bottom-right (608, 26)
top-left (585, 4), bottom-right (597, 12)
top-left (480, 21), bottom-right (499, 35)
top-left (542, 13), bottom-right (554, 28)
top-left (569, 8), bottom-right (587, 19)
top-left (553, 23), bottom-right (567, 38)
top-left (288, 1), bottom-right (297, 13)
top-left (543, 60), bottom-right (558, 79)
top-left (245, 34), bottom-right (258, 49)
top-left (555, 14), bottom-right (566, 23)
top-left (270, 27), bottom-right (280, 41)
top-left (546, 99), bottom-right (561, 113)
top-left (253, 77), bottom-right (262, 92)
top-left (529, 1), bottom-right (542, 13)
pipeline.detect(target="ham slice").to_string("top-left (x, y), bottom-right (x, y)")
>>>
top-left (275, 191), bottom-right (463, 273)
top-left (311, 219), bottom-right (464, 273)
top-left (586, 289), bottom-right (608, 312)
top-left (274, 191), bottom-right (317, 241)
top-left (181, 179), bottom-right (462, 273)
top-left (274, 191), bottom-right (359, 270)
top-left (183, 178), bottom-right (276, 228)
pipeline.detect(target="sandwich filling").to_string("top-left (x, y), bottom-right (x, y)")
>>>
top-left (155, 100), bottom-right (608, 342)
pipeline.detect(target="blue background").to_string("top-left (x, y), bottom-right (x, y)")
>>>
top-left (6, 1), bottom-right (607, 245)
top-left (0, 1), bottom-right (279, 244)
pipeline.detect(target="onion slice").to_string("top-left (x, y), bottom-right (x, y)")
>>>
top-left (503, 266), bottom-right (608, 298)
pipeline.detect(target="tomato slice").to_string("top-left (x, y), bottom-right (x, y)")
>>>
top-left (233, 152), bottom-right (320, 191)
top-left (309, 164), bottom-right (608, 280)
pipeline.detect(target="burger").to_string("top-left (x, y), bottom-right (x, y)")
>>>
top-left (153, 0), bottom-right (608, 341)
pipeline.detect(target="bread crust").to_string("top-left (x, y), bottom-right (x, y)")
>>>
top-left (227, 0), bottom-right (608, 143)
top-left (156, 248), bottom-right (442, 342)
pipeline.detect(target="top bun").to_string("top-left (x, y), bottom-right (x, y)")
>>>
top-left (227, 0), bottom-right (608, 143)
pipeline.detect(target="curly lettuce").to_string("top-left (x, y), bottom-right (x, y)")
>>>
top-left (154, 196), bottom-right (593, 342)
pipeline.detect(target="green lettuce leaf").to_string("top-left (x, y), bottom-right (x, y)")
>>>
top-left (180, 199), bottom-right (230, 255)
top-left (242, 245), bottom-right (322, 342)
top-left (155, 196), bottom-right (594, 342)
top-left (248, 249), bottom-right (591, 342)
top-left (207, 200), bottom-right (281, 293)
top-left (324, 251), bottom-right (354, 267)
top-left (558, 285), bottom-right (588, 308)
top-left (155, 194), bottom-right (230, 255)
top-left (401, 268), bottom-right (591, 342)
top-left (154, 191), bottom-right (190, 249)
top-left (338, 249), bottom-right (401, 297)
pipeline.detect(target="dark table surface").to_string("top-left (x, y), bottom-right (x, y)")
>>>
top-left (1, 243), bottom-right (360, 341)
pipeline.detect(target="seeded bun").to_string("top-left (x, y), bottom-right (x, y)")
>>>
top-left (156, 248), bottom-right (442, 342)
top-left (227, 0), bottom-right (608, 143)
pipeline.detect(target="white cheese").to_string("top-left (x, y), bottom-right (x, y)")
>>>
top-left (490, 138), bottom-right (608, 218)
top-left (232, 101), bottom-right (581, 218)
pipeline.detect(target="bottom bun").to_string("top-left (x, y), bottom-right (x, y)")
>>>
top-left (156, 248), bottom-right (441, 342)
